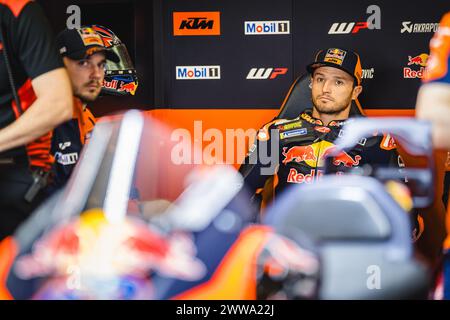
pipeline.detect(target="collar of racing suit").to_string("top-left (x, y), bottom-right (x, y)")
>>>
top-left (300, 109), bottom-right (348, 127)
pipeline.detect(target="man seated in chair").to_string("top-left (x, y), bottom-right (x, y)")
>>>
top-left (239, 48), bottom-right (413, 224)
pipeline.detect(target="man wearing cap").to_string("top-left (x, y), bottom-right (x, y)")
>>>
top-left (48, 26), bottom-right (119, 191)
top-left (239, 48), bottom-right (406, 218)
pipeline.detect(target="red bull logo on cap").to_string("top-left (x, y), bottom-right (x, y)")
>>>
top-left (324, 48), bottom-right (347, 66)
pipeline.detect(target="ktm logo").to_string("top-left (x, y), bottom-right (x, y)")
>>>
top-left (173, 12), bottom-right (220, 36)
top-left (180, 17), bottom-right (213, 30)
top-left (246, 68), bottom-right (288, 80)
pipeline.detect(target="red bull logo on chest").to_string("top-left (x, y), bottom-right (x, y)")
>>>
top-left (282, 141), bottom-right (362, 168)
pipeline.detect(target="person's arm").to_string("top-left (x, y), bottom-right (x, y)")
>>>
top-left (416, 82), bottom-right (450, 150)
top-left (0, 68), bottom-right (72, 153)
top-left (416, 12), bottom-right (450, 149)
top-left (239, 129), bottom-right (277, 196)
top-left (0, 2), bottom-right (73, 153)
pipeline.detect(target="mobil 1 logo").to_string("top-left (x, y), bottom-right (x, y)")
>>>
top-left (244, 20), bottom-right (290, 35)
top-left (176, 66), bottom-right (221, 80)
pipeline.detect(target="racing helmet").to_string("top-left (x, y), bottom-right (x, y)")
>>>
top-left (91, 25), bottom-right (139, 96)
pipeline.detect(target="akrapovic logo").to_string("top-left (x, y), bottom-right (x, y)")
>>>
top-left (173, 12), bottom-right (221, 36)
top-left (400, 21), bottom-right (439, 34)
top-left (361, 68), bottom-right (375, 79)
top-left (176, 66), bottom-right (221, 80)
top-left (246, 68), bottom-right (288, 79)
top-left (244, 21), bottom-right (290, 35)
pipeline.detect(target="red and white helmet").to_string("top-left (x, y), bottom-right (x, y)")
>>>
top-left (91, 25), bottom-right (139, 96)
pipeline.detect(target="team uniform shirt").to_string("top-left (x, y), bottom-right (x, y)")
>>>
top-left (0, 0), bottom-right (64, 170)
top-left (239, 110), bottom-right (404, 210)
top-left (50, 98), bottom-right (96, 189)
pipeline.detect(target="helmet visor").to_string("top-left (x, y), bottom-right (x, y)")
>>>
top-left (105, 44), bottom-right (135, 71)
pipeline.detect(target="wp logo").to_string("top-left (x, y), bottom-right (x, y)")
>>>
top-left (246, 68), bottom-right (288, 80)
top-left (328, 5), bottom-right (381, 35)
top-left (173, 12), bottom-right (220, 36)
top-left (328, 22), bottom-right (369, 34)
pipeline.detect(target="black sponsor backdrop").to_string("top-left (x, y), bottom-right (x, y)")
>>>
top-left (163, 0), bottom-right (293, 109)
top-left (39, 0), bottom-right (449, 114)
top-left (292, 0), bottom-right (449, 109)
top-left (166, 0), bottom-right (449, 110)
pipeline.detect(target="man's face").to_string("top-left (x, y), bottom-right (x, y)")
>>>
top-left (63, 52), bottom-right (106, 104)
top-left (311, 66), bottom-right (362, 115)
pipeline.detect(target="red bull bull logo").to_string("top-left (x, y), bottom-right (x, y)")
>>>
top-left (118, 82), bottom-right (138, 95)
top-left (321, 146), bottom-right (361, 168)
top-left (404, 53), bottom-right (428, 78)
top-left (407, 53), bottom-right (428, 66)
top-left (282, 146), bottom-right (316, 164)
top-left (282, 142), bottom-right (361, 168)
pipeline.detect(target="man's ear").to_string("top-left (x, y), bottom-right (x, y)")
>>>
top-left (352, 85), bottom-right (363, 100)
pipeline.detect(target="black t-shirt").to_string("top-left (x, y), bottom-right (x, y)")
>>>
top-left (0, 0), bottom-right (63, 167)
top-left (0, 0), bottom-right (63, 106)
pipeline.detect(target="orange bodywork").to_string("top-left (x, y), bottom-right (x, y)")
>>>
top-left (173, 225), bottom-right (272, 300)
top-left (0, 237), bottom-right (18, 300)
